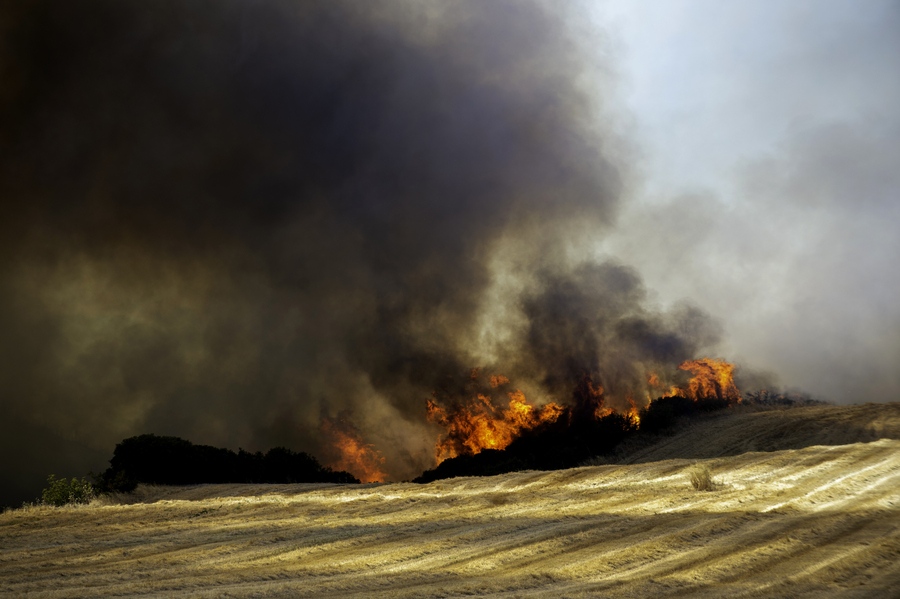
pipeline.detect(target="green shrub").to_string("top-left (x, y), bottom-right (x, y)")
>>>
top-left (41, 474), bottom-right (95, 507)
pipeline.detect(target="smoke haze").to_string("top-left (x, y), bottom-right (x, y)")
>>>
top-left (0, 0), bottom-right (717, 500)
top-left (2, 1), bottom-right (896, 504)
top-left (595, 0), bottom-right (900, 403)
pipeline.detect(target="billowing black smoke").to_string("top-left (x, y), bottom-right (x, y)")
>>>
top-left (504, 262), bottom-right (721, 404)
top-left (0, 0), bottom-right (720, 502)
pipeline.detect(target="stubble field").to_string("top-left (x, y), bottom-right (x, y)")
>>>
top-left (3, 404), bottom-right (900, 598)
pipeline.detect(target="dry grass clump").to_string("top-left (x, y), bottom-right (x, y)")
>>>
top-left (488, 492), bottom-right (512, 506)
top-left (98, 484), bottom-right (178, 505)
top-left (688, 464), bottom-right (715, 491)
top-left (579, 456), bottom-right (614, 467)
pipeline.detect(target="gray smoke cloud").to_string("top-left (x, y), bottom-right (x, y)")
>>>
top-left (504, 262), bottom-right (722, 404)
top-left (595, 0), bottom-right (900, 405)
top-left (0, 0), bottom-right (725, 502)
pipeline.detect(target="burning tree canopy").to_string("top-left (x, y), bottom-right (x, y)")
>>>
top-left (425, 358), bottom-right (742, 466)
top-left (672, 358), bottom-right (741, 403)
top-left (427, 390), bottom-right (564, 464)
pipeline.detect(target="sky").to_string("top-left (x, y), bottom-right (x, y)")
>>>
top-left (0, 0), bottom-right (897, 505)
top-left (591, 0), bottom-right (900, 401)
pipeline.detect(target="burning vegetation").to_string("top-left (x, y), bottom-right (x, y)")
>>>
top-left (672, 358), bottom-right (741, 403)
top-left (80, 358), bottom-right (817, 493)
top-left (319, 413), bottom-right (387, 483)
top-left (426, 391), bottom-right (564, 464)
top-left (415, 358), bottom-right (742, 483)
top-left (90, 358), bottom-right (748, 491)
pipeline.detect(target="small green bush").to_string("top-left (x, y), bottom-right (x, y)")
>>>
top-left (41, 475), bottom-right (95, 507)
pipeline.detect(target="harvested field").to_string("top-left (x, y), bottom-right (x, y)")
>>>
top-left (3, 435), bottom-right (900, 597)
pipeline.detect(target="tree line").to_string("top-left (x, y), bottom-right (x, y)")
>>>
top-left (94, 434), bottom-right (360, 493)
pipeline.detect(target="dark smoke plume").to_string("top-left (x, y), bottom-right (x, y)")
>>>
top-left (512, 262), bottom-right (723, 404)
top-left (0, 0), bottom-right (720, 501)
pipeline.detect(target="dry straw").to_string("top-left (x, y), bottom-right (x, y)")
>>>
top-left (688, 464), bottom-right (715, 491)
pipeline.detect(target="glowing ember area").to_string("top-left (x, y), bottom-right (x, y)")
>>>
top-left (490, 375), bottom-right (510, 388)
top-left (626, 396), bottom-right (642, 426)
top-left (575, 377), bottom-right (609, 419)
top-left (427, 388), bottom-right (563, 464)
top-left (426, 359), bottom-right (741, 465)
top-left (319, 415), bottom-right (387, 483)
top-left (646, 358), bottom-right (741, 404)
top-left (672, 358), bottom-right (741, 403)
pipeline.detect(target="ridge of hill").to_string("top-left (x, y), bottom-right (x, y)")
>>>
top-left (614, 401), bottom-right (900, 464)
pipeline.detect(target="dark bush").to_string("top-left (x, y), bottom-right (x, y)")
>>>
top-left (95, 434), bottom-right (359, 492)
top-left (413, 450), bottom-right (530, 483)
top-left (742, 390), bottom-right (826, 407)
top-left (638, 394), bottom-right (731, 435)
top-left (414, 412), bottom-right (637, 483)
top-left (638, 396), bottom-right (694, 434)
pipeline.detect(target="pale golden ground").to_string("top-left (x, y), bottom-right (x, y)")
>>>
top-left (3, 436), bottom-right (900, 598)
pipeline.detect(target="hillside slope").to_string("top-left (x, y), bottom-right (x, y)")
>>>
top-left (3, 435), bottom-right (900, 597)
top-left (619, 401), bottom-right (900, 464)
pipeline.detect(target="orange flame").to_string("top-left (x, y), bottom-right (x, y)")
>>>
top-left (426, 360), bottom-right (740, 465)
top-left (626, 395), bottom-right (642, 426)
top-left (427, 386), bottom-right (563, 464)
top-left (490, 375), bottom-right (510, 388)
top-left (319, 414), bottom-right (387, 483)
top-left (647, 359), bottom-right (741, 403)
top-left (670, 358), bottom-right (741, 403)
